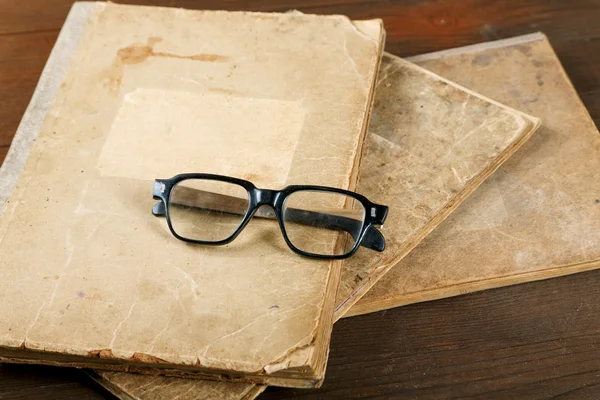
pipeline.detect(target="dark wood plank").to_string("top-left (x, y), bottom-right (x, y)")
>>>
top-left (555, 37), bottom-right (600, 125)
top-left (0, 0), bottom-right (599, 398)
top-left (263, 270), bottom-right (600, 398)
top-left (0, 364), bottom-right (113, 399)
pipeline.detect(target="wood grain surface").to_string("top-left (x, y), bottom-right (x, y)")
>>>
top-left (1, 0), bottom-right (599, 398)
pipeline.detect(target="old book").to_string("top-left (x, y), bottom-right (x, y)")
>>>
top-left (0, 2), bottom-right (385, 388)
top-left (349, 33), bottom-right (600, 316)
top-left (11, 6), bottom-right (541, 395)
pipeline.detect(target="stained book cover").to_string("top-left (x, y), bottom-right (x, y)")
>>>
top-left (2, 4), bottom-right (542, 396)
top-left (350, 33), bottom-right (600, 316)
top-left (0, 2), bottom-right (385, 388)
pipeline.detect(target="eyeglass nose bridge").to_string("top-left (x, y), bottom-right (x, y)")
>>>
top-left (254, 188), bottom-right (281, 206)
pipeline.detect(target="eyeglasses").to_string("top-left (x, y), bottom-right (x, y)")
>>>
top-left (152, 174), bottom-right (388, 259)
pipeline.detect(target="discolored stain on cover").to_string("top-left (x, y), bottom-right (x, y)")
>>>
top-left (103, 36), bottom-right (230, 90)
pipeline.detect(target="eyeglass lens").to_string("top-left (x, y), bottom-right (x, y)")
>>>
top-left (168, 179), bottom-right (249, 242)
top-left (282, 190), bottom-right (365, 256)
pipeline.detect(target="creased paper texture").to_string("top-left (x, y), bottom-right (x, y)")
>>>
top-left (351, 33), bottom-right (600, 316)
top-left (89, 51), bottom-right (539, 398)
top-left (0, 2), bottom-right (384, 388)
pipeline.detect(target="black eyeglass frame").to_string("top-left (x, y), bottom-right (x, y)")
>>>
top-left (152, 173), bottom-right (389, 259)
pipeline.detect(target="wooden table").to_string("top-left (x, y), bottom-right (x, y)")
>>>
top-left (1, 0), bottom-right (599, 398)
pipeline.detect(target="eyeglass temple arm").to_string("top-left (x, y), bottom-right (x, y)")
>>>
top-left (282, 208), bottom-right (385, 252)
top-left (152, 199), bottom-right (385, 252)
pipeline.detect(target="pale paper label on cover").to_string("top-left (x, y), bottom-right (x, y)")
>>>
top-left (98, 90), bottom-right (304, 187)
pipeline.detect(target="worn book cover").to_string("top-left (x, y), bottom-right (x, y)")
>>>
top-left (332, 52), bottom-right (540, 318)
top-left (350, 33), bottom-right (600, 316)
top-left (0, 2), bottom-right (385, 388)
top-left (3, 5), bottom-right (542, 395)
